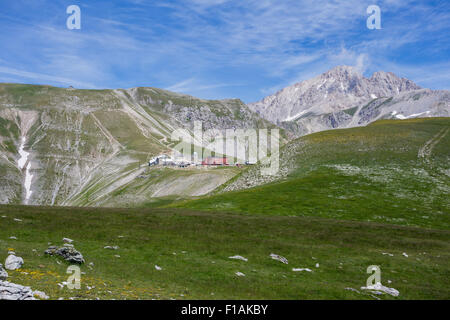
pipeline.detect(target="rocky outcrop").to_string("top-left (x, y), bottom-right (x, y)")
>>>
top-left (0, 281), bottom-right (36, 300)
top-left (126, 87), bottom-right (274, 133)
top-left (0, 281), bottom-right (49, 300)
top-left (45, 244), bottom-right (85, 264)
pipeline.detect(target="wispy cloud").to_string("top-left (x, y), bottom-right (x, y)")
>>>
top-left (0, 66), bottom-right (97, 88)
top-left (0, 0), bottom-right (448, 101)
top-left (165, 78), bottom-right (245, 99)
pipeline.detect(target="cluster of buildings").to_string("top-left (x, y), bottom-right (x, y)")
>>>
top-left (148, 154), bottom-right (192, 167)
top-left (148, 152), bottom-right (251, 168)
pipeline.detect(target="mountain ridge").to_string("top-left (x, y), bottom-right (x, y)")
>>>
top-left (0, 83), bottom-right (278, 206)
top-left (248, 66), bottom-right (448, 137)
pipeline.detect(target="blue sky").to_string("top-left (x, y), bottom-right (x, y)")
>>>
top-left (0, 0), bottom-right (448, 102)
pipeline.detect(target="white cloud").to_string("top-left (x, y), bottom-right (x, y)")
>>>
top-left (0, 66), bottom-right (97, 88)
top-left (0, 0), bottom-right (448, 100)
top-left (165, 78), bottom-right (243, 96)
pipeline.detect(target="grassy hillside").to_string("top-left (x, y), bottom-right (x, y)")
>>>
top-left (0, 83), bottom-right (281, 207)
top-left (1, 118), bottom-right (448, 300)
top-left (172, 118), bottom-right (450, 230)
top-left (1, 205), bottom-right (449, 300)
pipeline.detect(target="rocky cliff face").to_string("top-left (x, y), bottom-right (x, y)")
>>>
top-left (248, 66), bottom-right (448, 136)
top-left (249, 66), bottom-right (422, 123)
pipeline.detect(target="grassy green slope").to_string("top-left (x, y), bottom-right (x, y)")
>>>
top-left (1, 205), bottom-right (449, 300)
top-left (172, 118), bottom-right (450, 230)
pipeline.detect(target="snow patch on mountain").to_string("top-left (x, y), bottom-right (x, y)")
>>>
top-left (17, 138), bottom-right (33, 204)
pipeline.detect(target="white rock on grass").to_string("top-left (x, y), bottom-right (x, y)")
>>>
top-left (402, 252), bottom-right (409, 258)
top-left (104, 246), bottom-right (119, 250)
top-left (270, 253), bottom-right (288, 264)
top-left (361, 283), bottom-right (400, 297)
top-left (155, 265), bottom-right (162, 271)
top-left (0, 264), bottom-right (8, 280)
top-left (63, 238), bottom-right (74, 244)
top-left (5, 255), bottom-right (24, 270)
top-left (229, 255), bottom-right (248, 262)
top-left (292, 268), bottom-right (312, 272)
top-left (235, 272), bottom-right (246, 277)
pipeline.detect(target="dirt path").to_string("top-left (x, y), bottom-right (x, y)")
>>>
top-left (418, 127), bottom-right (449, 162)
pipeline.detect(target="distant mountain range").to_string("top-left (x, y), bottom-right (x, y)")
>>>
top-left (248, 66), bottom-right (449, 136)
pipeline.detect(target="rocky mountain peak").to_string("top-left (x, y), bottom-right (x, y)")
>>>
top-left (248, 66), bottom-right (423, 123)
top-left (369, 71), bottom-right (421, 93)
top-left (324, 65), bottom-right (361, 78)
